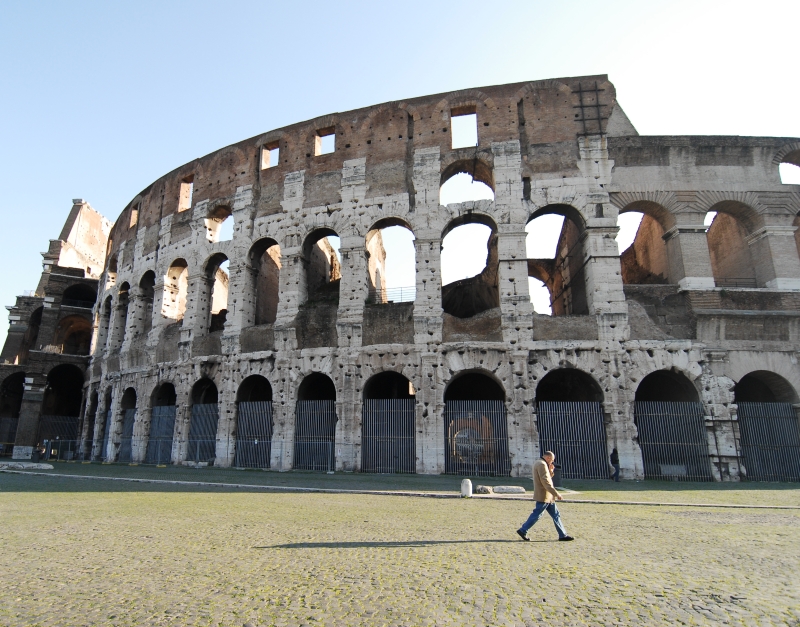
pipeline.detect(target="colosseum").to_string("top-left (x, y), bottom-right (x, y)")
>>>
top-left (2, 74), bottom-right (800, 482)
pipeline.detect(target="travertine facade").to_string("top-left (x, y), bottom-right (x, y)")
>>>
top-left (5, 75), bottom-right (800, 480)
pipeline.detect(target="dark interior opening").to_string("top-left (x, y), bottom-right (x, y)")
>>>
top-left (734, 371), bottom-right (798, 404)
top-left (0, 372), bottom-right (25, 419)
top-left (536, 369), bottom-right (603, 403)
top-left (152, 383), bottom-right (177, 406)
top-left (120, 387), bottom-right (137, 410)
top-left (363, 371), bottom-right (415, 400)
top-left (298, 372), bottom-right (336, 401)
top-left (192, 378), bottom-right (218, 405)
top-left (635, 370), bottom-right (699, 403)
top-left (237, 375), bottom-right (273, 403)
top-left (444, 372), bottom-right (505, 401)
top-left (42, 364), bottom-right (85, 416)
top-left (63, 283), bottom-right (97, 306)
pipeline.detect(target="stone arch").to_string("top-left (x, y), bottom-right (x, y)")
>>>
top-left (635, 369), bottom-right (701, 402)
top-left (146, 381), bottom-right (177, 464)
top-left (187, 378), bottom-right (219, 464)
top-left (444, 369), bottom-right (505, 401)
top-left (137, 270), bottom-right (156, 336)
top-left (734, 371), bottom-right (799, 404)
top-left (526, 205), bottom-right (589, 316)
top-left (246, 238), bottom-right (281, 326)
top-left (704, 200), bottom-right (762, 288)
top-left (205, 203), bottom-right (234, 243)
top-left (53, 315), bottom-right (92, 356)
top-left (771, 141), bottom-right (800, 167)
top-left (615, 200), bottom-right (672, 285)
top-left (361, 369), bottom-right (416, 474)
top-left (297, 372), bottom-right (336, 401)
top-left (39, 364), bottom-right (85, 458)
top-left (237, 375), bottom-right (273, 402)
top-left (302, 227), bottom-right (341, 304)
top-left (116, 386), bottom-right (138, 462)
top-left (440, 154), bottom-right (495, 192)
top-left (536, 368), bottom-right (604, 403)
top-left (163, 259), bottom-right (188, 320)
top-left (202, 252), bottom-right (229, 333)
top-left (62, 283), bottom-right (97, 308)
top-left (294, 372), bottom-right (338, 471)
top-left (234, 374), bottom-right (274, 469)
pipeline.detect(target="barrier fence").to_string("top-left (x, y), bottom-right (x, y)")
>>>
top-left (361, 399), bottom-right (416, 473)
top-left (234, 401), bottom-right (274, 468)
top-left (187, 403), bottom-right (219, 464)
top-left (117, 409), bottom-right (137, 463)
top-left (444, 400), bottom-right (510, 476)
top-left (634, 401), bottom-right (713, 481)
top-left (737, 402), bottom-right (800, 482)
top-left (146, 406), bottom-right (176, 465)
top-left (294, 400), bottom-right (337, 472)
top-left (536, 402), bottom-right (608, 479)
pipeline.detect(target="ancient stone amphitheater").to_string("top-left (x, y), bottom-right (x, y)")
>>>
top-left (4, 75), bottom-right (800, 481)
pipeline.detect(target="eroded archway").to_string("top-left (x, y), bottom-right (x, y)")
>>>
top-left (234, 375), bottom-right (274, 469)
top-left (361, 371), bottom-right (415, 473)
top-left (146, 382), bottom-right (176, 465)
top-left (188, 378), bottom-right (219, 464)
top-left (294, 373), bottom-right (337, 471)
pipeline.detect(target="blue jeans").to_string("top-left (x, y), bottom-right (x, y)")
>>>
top-left (611, 464), bottom-right (620, 482)
top-left (519, 501), bottom-right (568, 538)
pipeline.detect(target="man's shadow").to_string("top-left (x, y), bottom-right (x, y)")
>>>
top-left (257, 539), bottom-right (550, 549)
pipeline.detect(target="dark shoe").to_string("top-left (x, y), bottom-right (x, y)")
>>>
top-left (559, 535), bottom-right (575, 541)
top-left (516, 529), bottom-right (530, 541)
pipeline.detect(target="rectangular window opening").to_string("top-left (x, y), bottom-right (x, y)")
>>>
top-left (315, 127), bottom-right (336, 156)
top-left (178, 176), bottom-right (194, 212)
top-left (129, 202), bottom-right (140, 228)
top-left (451, 108), bottom-right (478, 149)
top-left (261, 142), bottom-right (280, 169)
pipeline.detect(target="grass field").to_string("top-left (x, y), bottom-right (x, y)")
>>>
top-left (1, 467), bottom-right (799, 626)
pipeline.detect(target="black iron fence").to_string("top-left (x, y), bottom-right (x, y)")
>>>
top-left (187, 403), bottom-right (219, 464)
top-left (117, 409), bottom-right (137, 463)
top-left (294, 400), bottom-right (337, 472)
top-left (737, 402), bottom-right (800, 482)
top-left (361, 399), bottom-right (415, 473)
top-left (146, 406), bottom-right (176, 465)
top-left (0, 416), bottom-right (18, 457)
top-left (714, 278), bottom-right (758, 288)
top-left (366, 286), bottom-right (416, 304)
top-left (634, 401), bottom-right (713, 481)
top-left (536, 402), bottom-right (608, 479)
top-left (444, 401), bottom-right (510, 476)
top-left (234, 401), bottom-right (274, 468)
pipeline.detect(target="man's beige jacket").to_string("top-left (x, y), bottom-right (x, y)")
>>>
top-left (533, 458), bottom-right (561, 503)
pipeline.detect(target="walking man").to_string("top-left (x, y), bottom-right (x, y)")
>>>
top-left (610, 447), bottom-right (620, 482)
top-left (516, 451), bottom-right (574, 541)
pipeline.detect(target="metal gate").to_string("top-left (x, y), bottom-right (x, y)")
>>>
top-left (234, 401), bottom-right (274, 468)
top-left (634, 401), bottom-right (713, 481)
top-left (294, 400), bottom-right (336, 472)
top-left (361, 399), bottom-right (415, 473)
top-left (536, 402), bottom-right (608, 479)
top-left (187, 403), bottom-right (219, 464)
top-left (146, 406), bottom-right (176, 464)
top-left (38, 415), bottom-right (80, 461)
top-left (117, 409), bottom-right (137, 462)
top-left (0, 416), bottom-right (18, 457)
top-left (738, 402), bottom-right (800, 482)
top-left (444, 401), bottom-right (510, 476)
top-left (100, 409), bottom-right (112, 460)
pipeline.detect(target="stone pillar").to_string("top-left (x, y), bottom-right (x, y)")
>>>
top-left (497, 227), bottom-right (534, 345)
top-left (172, 392), bottom-right (191, 464)
top-left (11, 377), bottom-right (46, 459)
top-left (746, 221), bottom-right (800, 290)
top-left (336, 237), bottom-right (367, 348)
top-left (92, 389), bottom-right (111, 460)
top-left (334, 360), bottom-right (360, 472)
top-left (271, 397), bottom-right (295, 471)
top-left (215, 384), bottom-right (235, 468)
top-left (417, 353), bottom-right (444, 474)
top-left (582, 223), bottom-right (629, 340)
top-left (662, 214), bottom-right (716, 289)
top-left (506, 351), bottom-right (535, 477)
top-left (182, 271), bottom-right (213, 346)
top-left (131, 386), bottom-right (151, 463)
top-left (605, 399), bottom-right (644, 480)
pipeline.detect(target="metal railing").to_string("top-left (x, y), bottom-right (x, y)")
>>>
top-left (146, 406), bottom-right (176, 465)
top-left (61, 298), bottom-right (96, 309)
top-left (117, 409), bottom-right (137, 463)
top-left (234, 401), bottom-right (274, 469)
top-left (536, 402), bottom-right (609, 479)
top-left (737, 402), bottom-right (800, 482)
top-left (361, 399), bottom-right (416, 473)
top-left (187, 404), bottom-right (219, 464)
top-left (444, 401), bottom-right (511, 476)
top-left (634, 401), bottom-right (713, 481)
top-left (294, 400), bottom-right (336, 471)
top-left (714, 278), bottom-right (758, 289)
top-left (366, 286), bottom-right (416, 304)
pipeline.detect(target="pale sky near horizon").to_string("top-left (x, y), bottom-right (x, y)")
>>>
top-left (2, 0), bottom-right (800, 336)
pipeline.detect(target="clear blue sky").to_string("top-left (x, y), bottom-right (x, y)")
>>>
top-left (1, 0), bottom-right (799, 333)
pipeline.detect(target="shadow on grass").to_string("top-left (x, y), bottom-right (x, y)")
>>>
top-left (260, 539), bottom-right (539, 549)
top-left (562, 479), bottom-right (800, 493)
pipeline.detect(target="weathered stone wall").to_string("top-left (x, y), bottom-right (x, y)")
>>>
top-left (10, 76), bottom-right (798, 481)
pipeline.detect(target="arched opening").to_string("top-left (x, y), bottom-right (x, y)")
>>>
top-left (138, 271), bottom-right (156, 336)
top-left (526, 206), bottom-right (589, 316)
top-left (146, 382), bottom-right (176, 465)
top-left (779, 162), bottom-right (800, 185)
top-left (0, 373), bottom-right (25, 456)
top-left (361, 371), bottom-right (415, 473)
top-left (234, 375), bottom-right (274, 469)
top-left (706, 202), bottom-right (761, 288)
top-left (111, 282), bottom-right (130, 348)
top-left (439, 157), bottom-right (495, 206)
top-left (205, 205), bottom-right (234, 242)
top-left (188, 378), bottom-right (219, 464)
top-left (303, 229), bottom-right (341, 304)
top-left (62, 283), bottom-right (97, 309)
top-left (117, 387), bottom-right (137, 463)
top-left (535, 368), bottom-right (607, 478)
top-left (105, 255), bottom-right (118, 290)
top-left (53, 315), bottom-right (92, 355)
top-left (617, 205), bottom-right (670, 286)
top-left (39, 364), bottom-right (84, 460)
top-left (735, 371), bottom-right (800, 481)
top-left (16, 307), bottom-right (42, 364)
top-left (163, 259), bottom-right (189, 321)
top-left (441, 214), bottom-right (499, 318)
top-left (443, 372), bottom-right (509, 476)
top-left (365, 219), bottom-right (416, 304)
top-left (247, 238), bottom-right (281, 326)
top-left (204, 253), bottom-right (229, 333)
top-left (633, 370), bottom-right (711, 481)
top-left (294, 373), bottom-right (337, 471)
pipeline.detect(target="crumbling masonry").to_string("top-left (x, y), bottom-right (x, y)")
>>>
top-left (3, 75), bottom-right (800, 481)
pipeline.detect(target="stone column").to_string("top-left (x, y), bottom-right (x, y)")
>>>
top-left (506, 351), bottom-right (535, 477)
top-left (662, 213), bottom-right (716, 289)
top-left (181, 270), bottom-right (213, 346)
top-left (746, 221), bottom-right (800, 290)
top-left (11, 376), bottom-right (46, 459)
top-left (336, 235), bottom-right (367, 348)
top-left (334, 359), bottom-right (360, 472)
top-left (582, 222), bottom-right (629, 340)
top-left (417, 353), bottom-right (444, 474)
top-left (215, 383), bottom-right (235, 468)
top-left (131, 384), bottom-right (151, 463)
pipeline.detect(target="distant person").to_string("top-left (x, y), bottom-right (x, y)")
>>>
top-left (610, 447), bottom-right (620, 482)
top-left (516, 451), bottom-right (574, 542)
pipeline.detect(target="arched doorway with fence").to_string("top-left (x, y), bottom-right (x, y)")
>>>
top-left (735, 371), bottom-right (800, 482)
top-left (294, 373), bottom-right (337, 472)
top-left (116, 387), bottom-right (138, 463)
top-left (147, 383), bottom-right (177, 464)
top-left (187, 379), bottom-right (219, 464)
top-left (443, 371), bottom-right (510, 476)
top-left (634, 369), bottom-right (712, 481)
top-left (234, 375), bottom-right (274, 469)
top-left (39, 364), bottom-right (85, 461)
top-left (535, 369), bottom-right (607, 479)
top-left (361, 371), bottom-right (416, 473)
